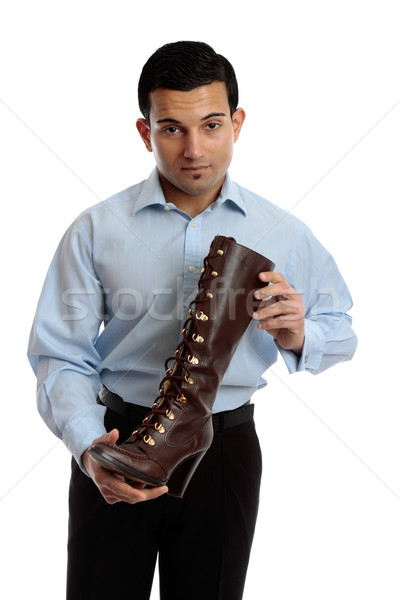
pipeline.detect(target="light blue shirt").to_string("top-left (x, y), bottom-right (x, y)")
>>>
top-left (28, 168), bottom-right (357, 468)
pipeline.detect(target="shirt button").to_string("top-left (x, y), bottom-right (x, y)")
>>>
top-left (191, 221), bottom-right (197, 228)
top-left (164, 205), bottom-right (170, 211)
top-left (188, 266), bottom-right (195, 273)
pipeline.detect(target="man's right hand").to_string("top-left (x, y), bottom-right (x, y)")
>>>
top-left (82, 429), bottom-right (169, 504)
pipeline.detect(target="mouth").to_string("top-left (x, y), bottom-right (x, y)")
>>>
top-left (181, 165), bottom-right (210, 172)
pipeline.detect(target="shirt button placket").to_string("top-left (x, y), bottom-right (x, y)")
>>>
top-left (182, 218), bottom-right (202, 317)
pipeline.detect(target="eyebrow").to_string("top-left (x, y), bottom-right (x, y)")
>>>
top-left (156, 112), bottom-right (227, 125)
top-left (201, 112), bottom-right (227, 121)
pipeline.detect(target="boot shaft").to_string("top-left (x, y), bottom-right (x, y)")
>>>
top-left (174, 235), bottom-right (275, 413)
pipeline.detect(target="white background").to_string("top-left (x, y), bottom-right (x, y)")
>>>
top-left (1, 1), bottom-right (399, 598)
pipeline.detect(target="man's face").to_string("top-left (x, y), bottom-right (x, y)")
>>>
top-left (137, 82), bottom-right (245, 201)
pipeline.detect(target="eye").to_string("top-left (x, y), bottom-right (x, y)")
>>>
top-left (205, 122), bottom-right (221, 131)
top-left (163, 126), bottom-right (180, 135)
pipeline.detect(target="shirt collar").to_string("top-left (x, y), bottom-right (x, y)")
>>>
top-left (132, 167), bottom-right (247, 216)
top-left (132, 168), bottom-right (166, 215)
top-left (216, 172), bottom-right (247, 216)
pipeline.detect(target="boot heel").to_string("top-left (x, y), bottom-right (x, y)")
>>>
top-left (167, 452), bottom-right (206, 498)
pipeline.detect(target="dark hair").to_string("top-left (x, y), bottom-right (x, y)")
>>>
top-left (138, 41), bottom-right (239, 122)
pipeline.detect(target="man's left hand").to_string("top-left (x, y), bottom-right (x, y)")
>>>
top-left (252, 271), bottom-right (305, 355)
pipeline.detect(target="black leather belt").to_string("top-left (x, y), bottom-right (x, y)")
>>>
top-left (97, 384), bottom-right (254, 433)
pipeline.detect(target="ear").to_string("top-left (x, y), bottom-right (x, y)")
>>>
top-left (232, 108), bottom-right (246, 143)
top-left (136, 118), bottom-right (152, 152)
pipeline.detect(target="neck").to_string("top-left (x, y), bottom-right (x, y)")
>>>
top-left (159, 173), bottom-right (225, 219)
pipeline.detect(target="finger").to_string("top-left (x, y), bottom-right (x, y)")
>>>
top-left (254, 299), bottom-right (304, 319)
top-left (254, 282), bottom-right (299, 301)
top-left (103, 484), bottom-right (168, 505)
top-left (258, 271), bottom-right (285, 284)
top-left (125, 478), bottom-right (169, 500)
top-left (140, 486), bottom-right (169, 501)
top-left (101, 471), bottom-right (168, 504)
top-left (254, 273), bottom-right (282, 299)
top-left (257, 297), bottom-right (276, 310)
top-left (102, 478), bottom-right (148, 504)
top-left (255, 306), bottom-right (305, 331)
top-left (102, 493), bottom-right (122, 505)
top-left (257, 295), bottom-right (302, 310)
top-left (257, 315), bottom-right (304, 332)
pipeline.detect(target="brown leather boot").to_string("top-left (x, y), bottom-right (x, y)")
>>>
top-left (89, 235), bottom-right (274, 497)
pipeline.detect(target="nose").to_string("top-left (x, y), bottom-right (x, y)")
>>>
top-left (183, 131), bottom-right (205, 161)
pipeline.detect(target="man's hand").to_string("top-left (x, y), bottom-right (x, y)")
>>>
top-left (252, 271), bottom-right (305, 355)
top-left (82, 429), bottom-right (168, 504)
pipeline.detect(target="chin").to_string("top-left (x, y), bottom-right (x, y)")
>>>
top-left (183, 183), bottom-right (216, 196)
top-left (179, 175), bottom-right (221, 195)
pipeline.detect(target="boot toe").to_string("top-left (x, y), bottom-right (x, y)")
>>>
top-left (89, 442), bottom-right (167, 485)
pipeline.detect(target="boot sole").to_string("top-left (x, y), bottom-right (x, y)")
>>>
top-left (88, 445), bottom-right (206, 498)
top-left (88, 446), bottom-right (164, 488)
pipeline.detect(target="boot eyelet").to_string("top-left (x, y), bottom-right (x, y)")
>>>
top-left (155, 422), bottom-right (165, 433)
top-left (166, 410), bottom-right (175, 420)
top-left (143, 435), bottom-right (156, 446)
top-left (196, 311), bottom-right (208, 321)
top-left (206, 292), bottom-right (213, 299)
top-left (185, 375), bottom-right (194, 385)
top-left (192, 334), bottom-right (204, 343)
top-left (211, 271), bottom-right (218, 277)
top-left (176, 394), bottom-right (187, 403)
top-left (188, 354), bottom-right (199, 365)
top-left (217, 249), bottom-right (224, 255)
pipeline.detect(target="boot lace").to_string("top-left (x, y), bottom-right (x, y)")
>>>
top-left (128, 243), bottom-right (228, 446)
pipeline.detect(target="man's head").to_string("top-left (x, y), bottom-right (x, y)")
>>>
top-left (136, 41), bottom-right (245, 213)
top-left (138, 41), bottom-right (239, 123)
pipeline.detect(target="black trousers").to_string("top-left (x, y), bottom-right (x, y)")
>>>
top-left (67, 406), bottom-right (262, 600)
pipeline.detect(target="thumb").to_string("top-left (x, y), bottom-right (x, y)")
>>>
top-left (83, 428), bottom-right (120, 474)
top-left (105, 428), bottom-right (120, 444)
top-left (92, 428), bottom-right (120, 446)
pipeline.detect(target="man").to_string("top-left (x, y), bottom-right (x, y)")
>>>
top-left (28, 41), bottom-right (357, 599)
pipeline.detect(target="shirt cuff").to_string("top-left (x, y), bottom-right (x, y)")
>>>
top-left (276, 318), bottom-right (325, 374)
top-left (62, 404), bottom-right (107, 473)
